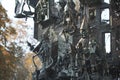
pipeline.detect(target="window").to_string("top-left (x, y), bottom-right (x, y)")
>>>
top-left (104, 0), bottom-right (110, 4)
top-left (54, 0), bottom-right (59, 3)
top-left (101, 8), bottom-right (110, 24)
top-left (105, 33), bottom-right (111, 53)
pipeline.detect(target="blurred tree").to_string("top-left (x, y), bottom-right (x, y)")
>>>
top-left (24, 52), bottom-right (42, 80)
top-left (0, 3), bottom-right (29, 80)
top-left (0, 3), bottom-right (17, 46)
top-left (0, 45), bottom-right (16, 80)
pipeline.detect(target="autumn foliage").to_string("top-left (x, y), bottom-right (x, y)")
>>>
top-left (0, 46), bottom-right (16, 79)
top-left (0, 3), bottom-right (28, 80)
top-left (0, 3), bottom-right (17, 46)
top-left (0, 3), bottom-right (42, 80)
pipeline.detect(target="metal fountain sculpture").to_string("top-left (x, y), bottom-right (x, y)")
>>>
top-left (15, 0), bottom-right (120, 80)
top-left (14, 0), bottom-right (37, 20)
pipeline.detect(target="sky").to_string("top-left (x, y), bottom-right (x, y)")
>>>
top-left (1, 0), bottom-right (37, 52)
top-left (1, 0), bottom-right (15, 19)
top-left (1, 0), bottom-right (34, 23)
top-left (1, 0), bottom-right (34, 32)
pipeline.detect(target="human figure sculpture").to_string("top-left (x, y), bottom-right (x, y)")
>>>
top-left (62, 0), bottom-right (77, 33)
